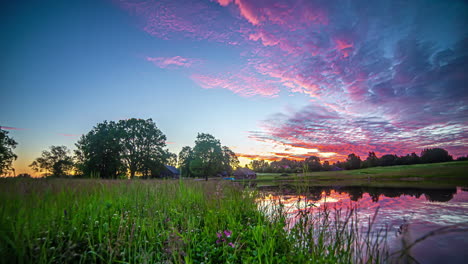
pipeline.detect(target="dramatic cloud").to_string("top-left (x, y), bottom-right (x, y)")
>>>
top-left (191, 72), bottom-right (280, 97)
top-left (118, 0), bottom-right (468, 159)
top-left (146, 56), bottom-right (197, 68)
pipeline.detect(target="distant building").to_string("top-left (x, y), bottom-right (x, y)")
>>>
top-left (160, 165), bottom-right (180, 179)
top-left (233, 168), bottom-right (257, 180)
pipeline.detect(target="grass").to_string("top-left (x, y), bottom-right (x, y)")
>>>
top-left (0, 178), bottom-right (389, 264)
top-left (251, 161), bottom-right (468, 188)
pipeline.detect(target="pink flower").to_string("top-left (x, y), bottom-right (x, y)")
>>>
top-left (228, 242), bottom-right (235, 248)
top-left (224, 230), bottom-right (232, 238)
top-left (216, 232), bottom-right (223, 238)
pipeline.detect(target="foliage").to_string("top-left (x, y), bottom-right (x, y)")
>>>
top-left (30, 146), bottom-right (74, 177)
top-left (421, 148), bottom-right (453, 163)
top-left (221, 146), bottom-right (239, 175)
top-left (178, 146), bottom-right (194, 177)
top-left (305, 155), bottom-right (322, 171)
top-left (346, 153), bottom-right (362, 170)
top-left (0, 128), bottom-right (18, 176)
top-left (190, 133), bottom-right (223, 180)
top-left (166, 151), bottom-right (178, 167)
top-left (118, 118), bottom-right (167, 178)
top-left (75, 121), bottom-right (124, 179)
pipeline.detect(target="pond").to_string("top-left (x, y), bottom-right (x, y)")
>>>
top-left (256, 184), bottom-right (468, 264)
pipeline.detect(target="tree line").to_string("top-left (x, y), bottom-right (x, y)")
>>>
top-left (0, 119), bottom-right (239, 179)
top-left (249, 148), bottom-right (464, 173)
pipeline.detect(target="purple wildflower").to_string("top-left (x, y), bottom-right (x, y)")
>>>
top-left (224, 230), bottom-right (232, 238)
top-left (228, 242), bottom-right (235, 248)
top-left (216, 232), bottom-right (223, 238)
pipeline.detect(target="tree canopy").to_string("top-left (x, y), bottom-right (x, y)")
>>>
top-left (0, 128), bottom-right (18, 176)
top-left (30, 146), bottom-right (74, 177)
top-left (75, 121), bottom-right (124, 179)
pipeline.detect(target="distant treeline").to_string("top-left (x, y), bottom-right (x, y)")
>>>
top-left (249, 148), bottom-right (467, 173)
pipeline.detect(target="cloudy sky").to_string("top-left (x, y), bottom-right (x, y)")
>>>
top-left (1, 0), bottom-right (467, 175)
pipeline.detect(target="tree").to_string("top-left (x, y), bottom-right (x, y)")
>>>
top-left (365, 152), bottom-right (379, 168)
top-left (305, 156), bottom-right (322, 171)
top-left (75, 121), bottom-right (124, 178)
top-left (346, 153), bottom-right (362, 170)
top-left (0, 128), bottom-right (18, 176)
top-left (421, 148), bottom-right (453, 163)
top-left (118, 118), bottom-right (167, 178)
top-left (249, 160), bottom-right (269, 172)
top-left (221, 146), bottom-right (239, 175)
top-left (166, 151), bottom-right (178, 167)
top-left (322, 161), bottom-right (331, 171)
top-left (379, 154), bottom-right (398, 166)
top-left (30, 146), bottom-right (73, 177)
top-left (178, 146), bottom-right (194, 177)
top-left (191, 133), bottom-right (223, 180)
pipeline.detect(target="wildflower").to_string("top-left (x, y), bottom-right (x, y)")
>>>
top-left (228, 242), bottom-right (235, 248)
top-left (224, 230), bottom-right (232, 238)
top-left (216, 232), bottom-right (223, 238)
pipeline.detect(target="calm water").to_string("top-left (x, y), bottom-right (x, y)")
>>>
top-left (257, 185), bottom-right (468, 264)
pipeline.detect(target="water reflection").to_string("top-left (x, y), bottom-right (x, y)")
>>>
top-left (258, 185), bottom-right (458, 202)
top-left (256, 186), bottom-right (468, 264)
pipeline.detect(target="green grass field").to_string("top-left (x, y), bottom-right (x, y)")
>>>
top-left (252, 161), bottom-right (468, 188)
top-left (0, 179), bottom-right (388, 264)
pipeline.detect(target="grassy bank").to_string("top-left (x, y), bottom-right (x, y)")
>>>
top-left (252, 161), bottom-right (468, 188)
top-left (0, 179), bottom-right (387, 264)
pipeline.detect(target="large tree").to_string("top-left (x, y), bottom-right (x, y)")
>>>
top-left (190, 133), bottom-right (223, 180)
top-left (118, 118), bottom-right (167, 178)
top-left (346, 153), bottom-right (362, 170)
top-left (421, 148), bottom-right (453, 163)
top-left (0, 128), bottom-right (18, 176)
top-left (75, 121), bottom-right (124, 178)
top-left (305, 155), bottom-right (322, 171)
top-left (30, 146), bottom-right (74, 177)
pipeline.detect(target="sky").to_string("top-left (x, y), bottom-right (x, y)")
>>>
top-left (1, 0), bottom-right (467, 176)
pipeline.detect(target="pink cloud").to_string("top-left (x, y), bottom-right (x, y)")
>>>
top-left (146, 56), bottom-right (197, 68)
top-left (0, 126), bottom-right (26, 130)
top-left (191, 72), bottom-right (280, 97)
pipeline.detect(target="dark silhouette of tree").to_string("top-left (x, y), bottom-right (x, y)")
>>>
top-left (118, 118), bottom-right (167, 178)
top-left (190, 133), bottom-right (223, 180)
top-left (178, 146), bottom-right (194, 177)
top-left (222, 146), bottom-right (239, 175)
top-left (30, 146), bottom-right (73, 177)
top-left (421, 148), bottom-right (453, 163)
top-left (75, 121), bottom-right (124, 178)
top-left (305, 155), bottom-right (322, 171)
top-left (364, 152), bottom-right (379, 168)
top-left (0, 128), bottom-right (18, 176)
top-left (379, 154), bottom-right (398, 166)
top-left (346, 153), bottom-right (362, 170)
top-left (322, 161), bottom-right (331, 171)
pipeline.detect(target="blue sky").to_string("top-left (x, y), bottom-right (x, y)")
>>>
top-left (1, 0), bottom-right (467, 175)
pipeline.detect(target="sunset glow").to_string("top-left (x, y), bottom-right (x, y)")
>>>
top-left (1, 0), bottom-right (467, 175)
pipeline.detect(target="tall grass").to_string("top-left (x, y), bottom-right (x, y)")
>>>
top-left (0, 178), bottom-right (388, 263)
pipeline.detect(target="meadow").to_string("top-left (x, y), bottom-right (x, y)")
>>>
top-left (0, 178), bottom-right (388, 264)
top-left (252, 161), bottom-right (468, 188)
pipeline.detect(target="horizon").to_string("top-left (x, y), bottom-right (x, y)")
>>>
top-left (1, 0), bottom-right (467, 176)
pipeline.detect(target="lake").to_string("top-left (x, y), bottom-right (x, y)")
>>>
top-left (256, 184), bottom-right (468, 264)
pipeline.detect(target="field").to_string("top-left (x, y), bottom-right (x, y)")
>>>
top-left (251, 161), bottom-right (468, 188)
top-left (2, 162), bottom-right (467, 263)
top-left (0, 179), bottom-right (388, 264)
